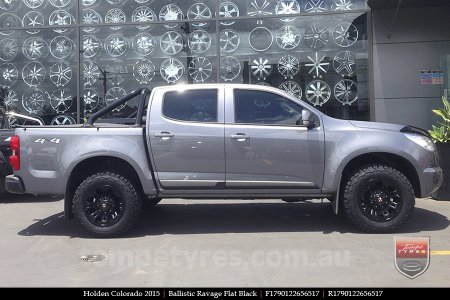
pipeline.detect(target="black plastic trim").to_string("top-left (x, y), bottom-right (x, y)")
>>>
top-left (85, 88), bottom-right (151, 126)
top-left (5, 175), bottom-right (25, 194)
top-left (400, 125), bottom-right (431, 138)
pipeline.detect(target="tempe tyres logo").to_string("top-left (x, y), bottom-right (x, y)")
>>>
top-left (394, 237), bottom-right (430, 279)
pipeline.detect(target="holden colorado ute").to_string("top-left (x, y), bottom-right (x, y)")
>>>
top-left (5, 85), bottom-right (442, 237)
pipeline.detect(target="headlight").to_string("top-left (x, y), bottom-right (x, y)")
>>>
top-left (404, 133), bottom-right (436, 151)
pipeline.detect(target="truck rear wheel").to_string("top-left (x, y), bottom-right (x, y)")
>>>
top-left (73, 172), bottom-right (142, 238)
top-left (342, 165), bottom-right (415, 233)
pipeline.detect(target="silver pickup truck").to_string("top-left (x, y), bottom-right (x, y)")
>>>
top-left (5, 84), bottom-right (442, 237)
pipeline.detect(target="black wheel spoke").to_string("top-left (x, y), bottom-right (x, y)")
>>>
top-left (83, 184), bottom-right (125, 227)
top-left (359, 178), bottom-right (403, 222)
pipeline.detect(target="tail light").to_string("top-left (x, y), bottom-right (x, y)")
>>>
top-left (9, 135), bottom-right (20, 171)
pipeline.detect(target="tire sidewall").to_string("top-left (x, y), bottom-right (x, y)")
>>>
top-left (73, 173), bottom-right (140, 236)
top-left (345, 167), bottom-right (414, 231)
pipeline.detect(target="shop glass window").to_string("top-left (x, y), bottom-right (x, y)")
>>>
top-left (0, 0), bottom-right (369, 125)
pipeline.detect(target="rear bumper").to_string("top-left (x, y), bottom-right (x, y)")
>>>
top-left (420, 167), bottom-right (442, 197)
top-left (5, 175), bottom-right (25, 194)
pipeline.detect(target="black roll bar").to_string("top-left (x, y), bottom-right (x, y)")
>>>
top-left (86, 88), bottom-right (151, 126)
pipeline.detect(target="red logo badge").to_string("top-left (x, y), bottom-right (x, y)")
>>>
top-left (394, 237), bottom-right (430, 279)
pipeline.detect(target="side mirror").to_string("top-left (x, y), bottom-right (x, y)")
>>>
top-left (301, 110), bottom-right (316, 129)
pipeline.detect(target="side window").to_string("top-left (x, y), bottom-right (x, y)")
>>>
top-left (163, 89), bottom-right (218, 123)
top-left (234, 90), bottom-right (303, 126)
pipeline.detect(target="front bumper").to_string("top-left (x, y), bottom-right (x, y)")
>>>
top-left (420, 167), bottom-right (442, 197)
top-left (5, 175), bottom-right (25, 194)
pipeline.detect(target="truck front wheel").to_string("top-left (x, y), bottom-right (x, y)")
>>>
top-left (73, 172), bottom-right (142, 238)
top-left (342, 165), bottom-right (415, 233)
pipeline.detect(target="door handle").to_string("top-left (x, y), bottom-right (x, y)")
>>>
top-left (230, 134), bottom-right (250, 141)
top-left (155, 132), bottom-right (174, 138)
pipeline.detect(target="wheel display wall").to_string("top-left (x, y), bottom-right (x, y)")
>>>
top-left (0, 0), bottom-right (369, 123)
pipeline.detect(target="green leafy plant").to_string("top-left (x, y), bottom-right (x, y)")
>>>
top-left (429, 96), bottom-right (450, 143)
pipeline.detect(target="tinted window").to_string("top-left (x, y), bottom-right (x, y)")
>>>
top-left (234, 90), bottom-right (303, 125)
top-left (163, 90), bottom-right (218, 122)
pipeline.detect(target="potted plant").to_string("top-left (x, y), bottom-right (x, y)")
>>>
top-left (429, 95), bottom-right (450, 200)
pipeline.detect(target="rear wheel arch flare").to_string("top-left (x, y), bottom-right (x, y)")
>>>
top-left (65, 156), bottom-right (143, 219)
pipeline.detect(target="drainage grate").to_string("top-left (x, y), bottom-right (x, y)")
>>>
top-left (80, 255), bottom-right (107, 263)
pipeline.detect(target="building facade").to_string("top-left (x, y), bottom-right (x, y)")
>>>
top-left (1, 1), bottom-right (449, 129)
top-left (0, 0), bottom-right (370, 125)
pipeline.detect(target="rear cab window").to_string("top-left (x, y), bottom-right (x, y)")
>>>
top-left (162, 89), bottom-right (218, 123)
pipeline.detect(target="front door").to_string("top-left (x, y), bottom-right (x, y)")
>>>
top-left (148, 87), bottom-right (225, 190)
top-left (225, 88), bottom-right (325, 191)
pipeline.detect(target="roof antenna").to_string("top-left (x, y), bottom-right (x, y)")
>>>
top-left (386, 0), bottom-right (402, 39)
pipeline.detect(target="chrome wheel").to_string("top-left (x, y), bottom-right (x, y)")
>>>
top-left (23, 37), bottom-right (48, 60)
top-left (105, 87), bottom-right (127, 111)
top-left (50, 89), bottom-right (72, 113)
top-left (305, 52), bottom-right (329, 78)
top-left (160, 58), bottom-right (184, 83)
top-left (22, 88), bottom-right (48, 114)
top-left (333, 22), bottom-right (359, 47)
top-left (220, 29), bottom-right (240, 53)
top-left (50, 36), bottom-right (73, 59)
top-left (189, 57), bottom-right (212, 83)
top-left (160, 31), bottom-right (183, 55)
top-left (51, 115), bottom-right (76, 126)
top-left (159, 4), bottom-right (183, 29)
top-left (305, 0), bottom-right (328, 13)
top-left (83, 35), bottom-right (102, 58)
top-left (83, 89), bottom-right (99, 113)
top-left (188, 30), bottom-right (211, 54)
top-left (279, 81), bottom-right (302, 99)
top-left (275, 0), bottom-right (301, 22)
top-left (133, 33), bottom-right (156, 56)
top-left (304, 25), bottom-right (329, 49)
top-left (0, 63), bottom-right (18, 87)
top-left (333, 50), bottom-right (356, 76)
top-left (220, 56), bottom-right (241, 82)
top-left (276, 25), bottom-right (301, 50)
top-left (133, 59), bottom-right (155, 84)
top-left (251, 58), bottom-right (272, 80)
top-left (278, 55), bottom-right (300, 79)
top-left (104, 33), bottom-right (129, 57)
top-left (218, 1), bottom-right (240, 26)
top-left (187, 3), bottom-right (212, 28)
top-left (22, 61), bottom-right (46, 87)
top-left (306, 80), bottom-right (331, 106)
top-left (334, 79), bottom-right (358, 105)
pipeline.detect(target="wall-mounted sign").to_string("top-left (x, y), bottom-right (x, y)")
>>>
top-left (432, 70), bottom-right (444, 85)
top-left (420, 70), bottom-right (443, 85)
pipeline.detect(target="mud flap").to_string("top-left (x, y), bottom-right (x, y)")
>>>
top-left (332, 184), bottom-right (340, 215)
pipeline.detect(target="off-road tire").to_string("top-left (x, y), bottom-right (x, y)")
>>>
top-left (343, 165), bottom-right (415, 233)
top-left (73, 172), bottom-right (142, 238)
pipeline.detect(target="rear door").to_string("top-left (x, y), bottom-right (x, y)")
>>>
top-left (148, 87), bottom-right (225, 190)
top-left (224, 87), bottom-right (325, 191)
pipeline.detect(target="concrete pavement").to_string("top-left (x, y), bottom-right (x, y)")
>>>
top-left (0, 195), bottom-right (449, 287)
